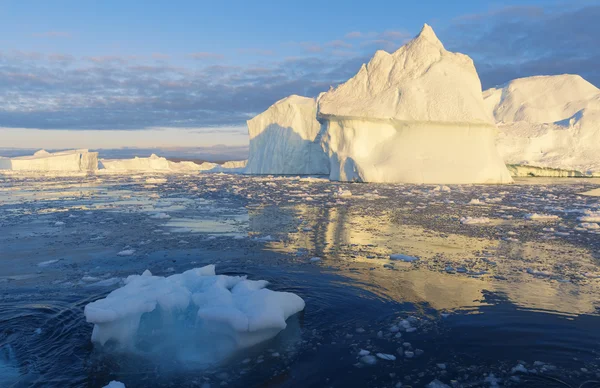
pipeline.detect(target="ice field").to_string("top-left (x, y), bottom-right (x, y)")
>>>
top-left (1, 172), bottom-right (600, 387)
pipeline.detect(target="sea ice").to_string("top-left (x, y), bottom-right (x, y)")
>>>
top-left (390, 254), bottom-right (419, 262)
top-left (84, 265), bottom-right (305, 364)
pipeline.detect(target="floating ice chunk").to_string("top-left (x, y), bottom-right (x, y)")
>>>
top-left (579, 211), bottom-right (600, 222)
top-left (335, 188), bottom-right (352, 198)
top-left (117, 249), bottom-right (135, 256)
top-left (511, 364), bottom-right (528, 374)
top-left (427, 379), bottom-right (451, 388)
top-left (309, 257), bottom-right (321, 262)
top-left (358, 349), bottom-right (370, 356)
top-left (468, 199), bottom-right (483, 205)
top-left (390, 254), bottom-right (419, 262)
top-left (150, 212), bottom-right (171, 219)
top-left (54, 221), bottom-right (65, 226)
top-left (84, 265), bottom-right (305, 364)
top-left (103, 381), bottom-right (125, 388)
top-left (360, 355), bottom-right (377, 365)
top-left (581, 222), bottom-right (600, 230)
top-left (460, 216), bottom-right (490, 225)
top-left (38, 259), bottom-right (59, 267)
top-left (376, 353), bottom-right (396, 361)
top-left (524, 213), bottom-right (559, 221)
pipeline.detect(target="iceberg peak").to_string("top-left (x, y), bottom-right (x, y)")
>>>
top-left (414, 23), bottom-right (441, 46)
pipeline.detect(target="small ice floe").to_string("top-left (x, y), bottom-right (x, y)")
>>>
top-left (335, 188), bottom-right (352, 197)
top-left (524, 213), bottom-right (559, 221)
top-left (309, 257), bottom-right (321, 263)
top-left (376, 353), bottom-right (396, 361)
top-left (103, 381), bottom-right (125, 388)
top-left (34, 328), bottom-right (42, 335)
top-left (254, 235), bottom-right (274, 242)
top-left (526, 268), bottom-right (552, 277)
top-left (358, 349), bottom-right (370, 356)
top-left (432, 185), bottom-right (451, 192)
top-left (511, 363), bottom-right (528, 374)
top-left (146, 178), bottom-right (167, 184)
top-left (427, 379), bottom-right (451, 388)
top-left (150, 212), bottom-right (170, 219)
top-left (580, 222), bottom-right (600, 230)
top-left (84, 265), bottom-right (305, 364)
top-left (54, 221), bottom-right (65, 226)
top-left (389, 254), bottom-right (419, 262)
top-left (468, 199), bottom-right (483, 205)
top-left (460, 216), bottom-right (490, 225)
top-left (37, 259), bottom-right (59, 267)
top-left (117, 249), bottom-right (135, 256)
top-left (360, 355), bottom-right (377, 365)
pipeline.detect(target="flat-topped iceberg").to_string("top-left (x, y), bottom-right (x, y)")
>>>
top-left (0, 149), bottom-right (98, 172)
top-left (316, 24), bottom-right (512, 184)
top-left (99, 154), bottom-right (205, 173)
top-left (84, 265), bottom-right (305, 364)
top-left (484, 74), bottom-right (600, 176)
top-left (245, 95), bottom-right (329, 175)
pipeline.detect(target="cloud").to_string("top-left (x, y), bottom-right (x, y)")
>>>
top-left (324, 40), bottom-right (352, 49)
top-left (345, 31), bottom-right (362, 39)
top-left (187, 52), bottom-right (225, 60)
top-left (32, 31), bottom-right (72, 38)
top-left (444, 3), bottom-right (600, 88)
top-left (238, 48), bottom-right (275, 56)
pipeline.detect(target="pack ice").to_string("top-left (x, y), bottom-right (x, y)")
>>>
top-left (484, 74), bottom-right (600, 176)
top-left (84, 265), bottom-right (305, 364)
top-left (316, 24), bottom-right (512, 183)
top-left (0, 149), bottom-right (98, 172)
top-left (245, 95), bottom-right (329, 175)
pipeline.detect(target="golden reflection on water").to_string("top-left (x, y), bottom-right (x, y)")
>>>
top-left (256, 204), bottom-right (600, 316)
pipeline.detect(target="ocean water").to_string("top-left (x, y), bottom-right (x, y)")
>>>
top-left (1, 173), bottom-right (599, 387)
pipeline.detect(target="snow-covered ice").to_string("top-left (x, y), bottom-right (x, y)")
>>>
top-left (99, 154), bottom-right (205, 173)
top-left (84, 265), bottom-right (305, 364)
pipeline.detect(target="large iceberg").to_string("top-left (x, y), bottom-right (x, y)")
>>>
top-left (99, 154), bottom-right (206, 173)
top-left (316, 24), bottom-right (512, 184)
top-left (245, 95), bottom-right (329, 175)
top-left (484, 74), bottom-right (600, 176)
top-left (0, 149), bottom-right (98, 172)
top-left (84, 265), bottom-right (305, 364)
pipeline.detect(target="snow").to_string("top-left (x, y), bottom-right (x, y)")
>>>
top-left (316, 24), bottom-right (512, 184)
top-left (84, 265), bottom-right (305, 363)
top-left (484, 75), bottom-right (600, 175)
top-left (99, 154), bottom-right (204, 173)
top-left (245, 95), bottom-right (329, 175)
top-left (0, 149), bottom-right (98, 172)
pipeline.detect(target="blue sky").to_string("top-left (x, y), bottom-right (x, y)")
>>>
top-left (1, 0), bottom-right (598, 151)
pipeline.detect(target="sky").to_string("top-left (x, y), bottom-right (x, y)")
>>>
top-left (1, 0), bottom-right (599, 153)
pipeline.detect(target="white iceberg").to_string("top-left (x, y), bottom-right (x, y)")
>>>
top-left (84, 265), bottom-right (305, 364)
top-left (0, 149), bottom-right (98, 172)
top-left (245, 95), bottom-right (329, 175)
top-left (99, 154), bottom-right (204, 173)
top-left (316, 24), bottom-right (512, 184)
top-left (484, 74), bottom-right (600, 176)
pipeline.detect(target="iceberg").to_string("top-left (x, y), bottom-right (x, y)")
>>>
top-left (316, 24), bottom-right (512, 184)
top-left (84, 265), bottom-right (305, 364)
top-left (245, 95), bottom-right (329, 175)
top-left (0, 149), bottom-right (98, 172)
top-left (484, 74), bottom-right (600, 176)
top-left (99, 154), bottom-right (205, 173)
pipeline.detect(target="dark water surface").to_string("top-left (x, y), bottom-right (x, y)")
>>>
top-left (1, 173), bottom-right (600, 387)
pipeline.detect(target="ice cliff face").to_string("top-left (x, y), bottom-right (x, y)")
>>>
top-left (245, 95), bottom-right (329, 175)
top-left (484, 75), bottom-right (600, 176)
top-left (316, 24), bottom-right (512, 184)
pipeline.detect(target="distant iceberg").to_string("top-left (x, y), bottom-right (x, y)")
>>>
top-left (99, 153), bottom-right (207, 173)
top-left (0, 149), bottom-right (98, 172)
top-left (484, 74), bottom-right (600, 176)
